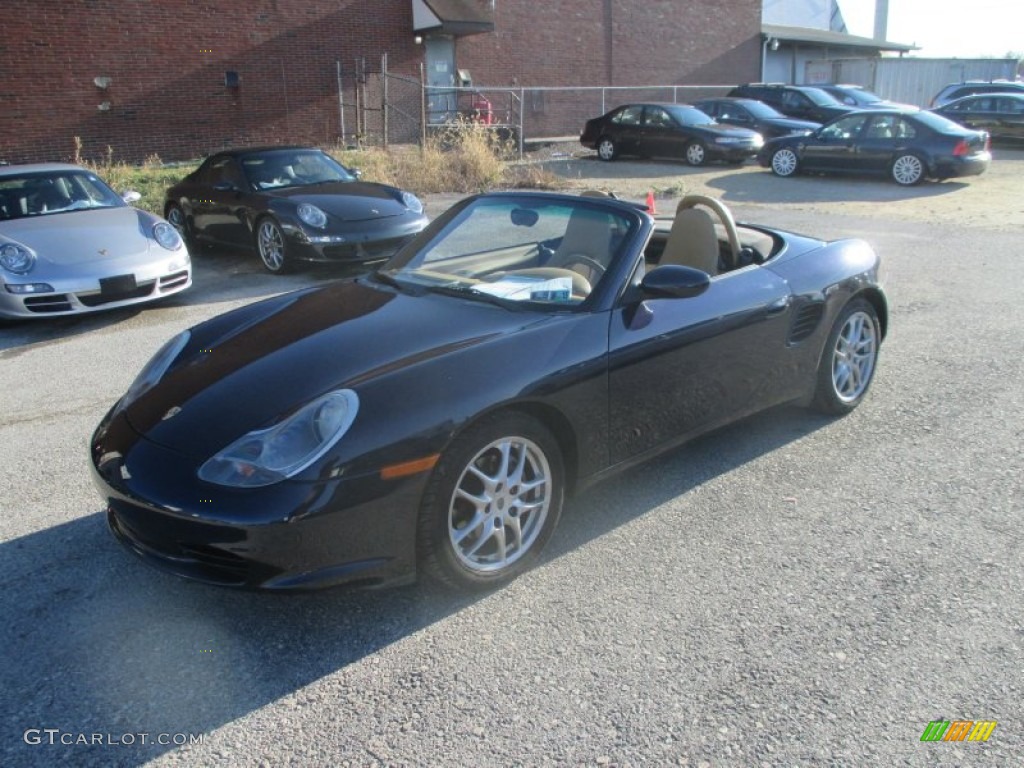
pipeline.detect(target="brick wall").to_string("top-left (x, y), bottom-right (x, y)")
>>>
top-left (0, 0), bottom-right (760, 164)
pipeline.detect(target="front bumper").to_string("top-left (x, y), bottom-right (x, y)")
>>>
top-left (90, 409), bottom-right (426, 590)
top-left (281, 215), bottom-right (429, 265)
top-left (0, 257), bottom-right (191, 318)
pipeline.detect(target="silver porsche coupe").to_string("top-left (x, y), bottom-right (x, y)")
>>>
top-left (0, 163), bottom-right (191, 318)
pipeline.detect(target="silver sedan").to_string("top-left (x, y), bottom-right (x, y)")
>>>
top-left (0, 163), bottom-right (191, 318)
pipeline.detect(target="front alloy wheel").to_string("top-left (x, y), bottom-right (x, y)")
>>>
top-left (811, 298), bottom-right (880, 415)
top-left (597, 137), bottom-right (617, 161)
top-left (256, 218), bottom-right (291, 274)
top-left (771, 148), bottom-right (799, 177)
top-left (685, 141), bottom-right (707, 166)
top-left (891, 153), bottom-right (925, 185)
top-left (165, 204), bottom-right (192, 246)
top-left (418, 412), bottom-right (564, 590)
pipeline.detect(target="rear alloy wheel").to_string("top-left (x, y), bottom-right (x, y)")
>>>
top-left (417, 412), bottom-right (564, 590)
top-left (771, 148), bottom-right (799, 177)
top-left (685, 141), bottom-right (707, 166)
top-left (811, 298), bottom-right (880, 415)
top-left (597, 137), bottom-right (617, 161)
top-left (891, 153), bottom-right (925, 185)
top-left (256, 217), bottom-right (291, 274)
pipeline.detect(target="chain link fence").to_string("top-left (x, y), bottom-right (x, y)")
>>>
top-left (344, 55), bottom-right (735, 157)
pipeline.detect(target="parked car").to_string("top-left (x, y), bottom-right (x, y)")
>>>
top-left (930, 80), bottom-right (1024, 108)
top-left (932, 92), bottom-right (1024, 142)
top-left (758, 107), bottom-right (991, 185)
top-left (727, 83), bottom-right (858, 123)
top-left (91, 191), bottom-right (887, 592)
top-left (693, 97), bottom-right (819, 140)
top-left (580, 103), bottom-right (763, 166)
top-left (0, 163), bottom-right (190, 318)
top-left (815, 84), bottom-right (912, 109)
top-left (165, 147), bottom-right (428, 274)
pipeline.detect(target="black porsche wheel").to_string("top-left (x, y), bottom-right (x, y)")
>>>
top-left (891, 153), bottom-right (925, 186)
top-left (597, 137), bottom-right (617, 162)
top-left (255, 217), bottom-right (292, 274)
top-left (685, 141), bottom-right (707, 166)
top-left (811, 298), bottom-right (880, 415)
top-left (165, 203), bottom-right (194, 248)
top-left (771, 148), bottom-right (799, 177)
top-left (418, 412), bottom-right (564, 590)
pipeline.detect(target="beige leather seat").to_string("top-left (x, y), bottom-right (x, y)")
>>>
top-left (551, 207), bottom-right (616, 285)
top-left (659, 205), bottom-right (720, 275)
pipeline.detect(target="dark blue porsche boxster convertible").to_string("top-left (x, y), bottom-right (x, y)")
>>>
top-left (91, 192), bottom-right (886, 591)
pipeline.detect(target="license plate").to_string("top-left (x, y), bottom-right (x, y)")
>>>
top-left (100, 274), bottom-right (137, 296)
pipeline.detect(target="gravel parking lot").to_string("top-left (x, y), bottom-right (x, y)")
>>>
top-left (2, 150), bottom-right (1022, 767)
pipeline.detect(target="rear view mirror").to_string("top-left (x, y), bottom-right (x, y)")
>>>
top-left (510, 208), bottom-right (539, 227)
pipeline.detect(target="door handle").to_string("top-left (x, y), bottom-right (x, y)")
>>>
top-left (766, 296), bottom-right (791, 315)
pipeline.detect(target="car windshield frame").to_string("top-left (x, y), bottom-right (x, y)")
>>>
top-left (376, 194), bottom-right (643, 313)
top-left (0, 170), bottom-right (126, 221)
top-left (240, 149), bottom-right (357, 191)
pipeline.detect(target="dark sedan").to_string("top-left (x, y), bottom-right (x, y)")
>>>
top-left (91, 191), bottom-right (886, 592)
top-left (758, 108), bottom-right (991, 185)
top-left (932, 93), bottom-right (1024, 142)
top-left (580, 103), bottom-right (764, 166)
top-left (165, 147), bottom-right (429, 274)
top-left (693, 97), bottom-right (819, 140)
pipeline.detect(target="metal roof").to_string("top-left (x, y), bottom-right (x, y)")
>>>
top-left (763, 23), bottom-right (917, 53)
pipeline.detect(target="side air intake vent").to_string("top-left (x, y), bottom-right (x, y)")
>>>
top-left (789, 301), bottom-right (824, 343)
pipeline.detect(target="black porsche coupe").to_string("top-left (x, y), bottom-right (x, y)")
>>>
top-left (164, 147), bottom-right (429, 273)
top-left (91, 192), bottom-right (886, 591)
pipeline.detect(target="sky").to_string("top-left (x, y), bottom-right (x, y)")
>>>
top-left (840, 0), bottom-right (1024, 58)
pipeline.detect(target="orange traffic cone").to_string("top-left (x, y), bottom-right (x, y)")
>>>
top-left (645, 190), bottom-right (656, 215)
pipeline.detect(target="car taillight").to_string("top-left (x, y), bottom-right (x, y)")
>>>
top-left (953, 140), bottom-right (969, 157)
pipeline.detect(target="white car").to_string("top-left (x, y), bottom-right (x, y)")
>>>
top-left (0, 163), bottom-right (191, 318)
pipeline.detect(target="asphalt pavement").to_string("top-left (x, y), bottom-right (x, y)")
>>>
top-left (1, 156), bottom-right (1022, 767)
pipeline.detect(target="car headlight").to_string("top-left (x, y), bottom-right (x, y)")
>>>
top-left (123, 330), bottom-right (191, 405)
top-left (153, 222), bottom-right (183, 251)
top-left (297, 203), bottom-right (328, 229)
top-left (0, 244), bottom-right (35, 274)
top-left (401, 191), bottom-right (423, 214)
top-left (198, 389), bottom-right (359, 488)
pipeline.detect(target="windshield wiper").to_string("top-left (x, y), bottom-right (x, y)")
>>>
top-left (426, 284), bottom-right (528, 311)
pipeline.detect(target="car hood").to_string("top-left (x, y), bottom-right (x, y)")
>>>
top-left (124, 279), bottom-right (548, 458)
top-left (700, 123), bottom-right (760, 139)
top-left (267, 182), bottom-right (411, 221)
top-left (761, 116), bottom-right (819, 132)
top-left (0, 207), bottom-right (157, 266)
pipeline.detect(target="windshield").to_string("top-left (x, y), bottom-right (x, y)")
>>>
top-left (742, 101), bottom-right (786, 119)
top-left (241, 151), bottom-right (357, 190)
top-left (666, 106), bottom-right (716, 126)
top-left (378, 197), bottom-right (637, 309)
top-left (802, 87), bottom-right (844, 107)
top-left (0, 171), bottom-right (125, 220)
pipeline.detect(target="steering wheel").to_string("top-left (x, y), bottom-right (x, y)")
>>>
top-left (677, 194), bottom-right (741, 270)
top-left (557, 253), bottom-right (606, 280)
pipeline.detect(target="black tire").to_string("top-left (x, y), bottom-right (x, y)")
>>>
top-left (891, 153), bottom-right (925, 186)
top-left (770, 147), bottom-right (799, 177)
top-left (164, 203), bottom-right (194, 248)
top-left (684, 141), bottom-right (707, 166)
top-left (255, 217), bottom-right (292, 274)
top-left (811, 298), bottom-right (881, 415)
top-left (417, 411), bottom-right (565, 590)
top-left (596, 136), bottom-right (617, 162)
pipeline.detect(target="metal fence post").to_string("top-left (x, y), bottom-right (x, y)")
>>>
top-left (420, 63), bottom-right (427, 151)
top-left (519, 88), bottom-right (525, 160)
top-left (336, 61), bottom-right (346, 145)
top-left (382, 52), bottom-right (389, 149)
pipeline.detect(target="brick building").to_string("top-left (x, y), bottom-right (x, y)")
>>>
top-left (0, 0), bottom-right (761, 164)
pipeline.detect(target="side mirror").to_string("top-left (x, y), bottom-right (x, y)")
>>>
top-left (350, 167), bottom-right (363, 179)
top-left (213, 181), bottom-right (238, 192)
top-left (640, 265), bottom-right (710, 299)
top-left (122, 190), bottom-right (142, 204)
